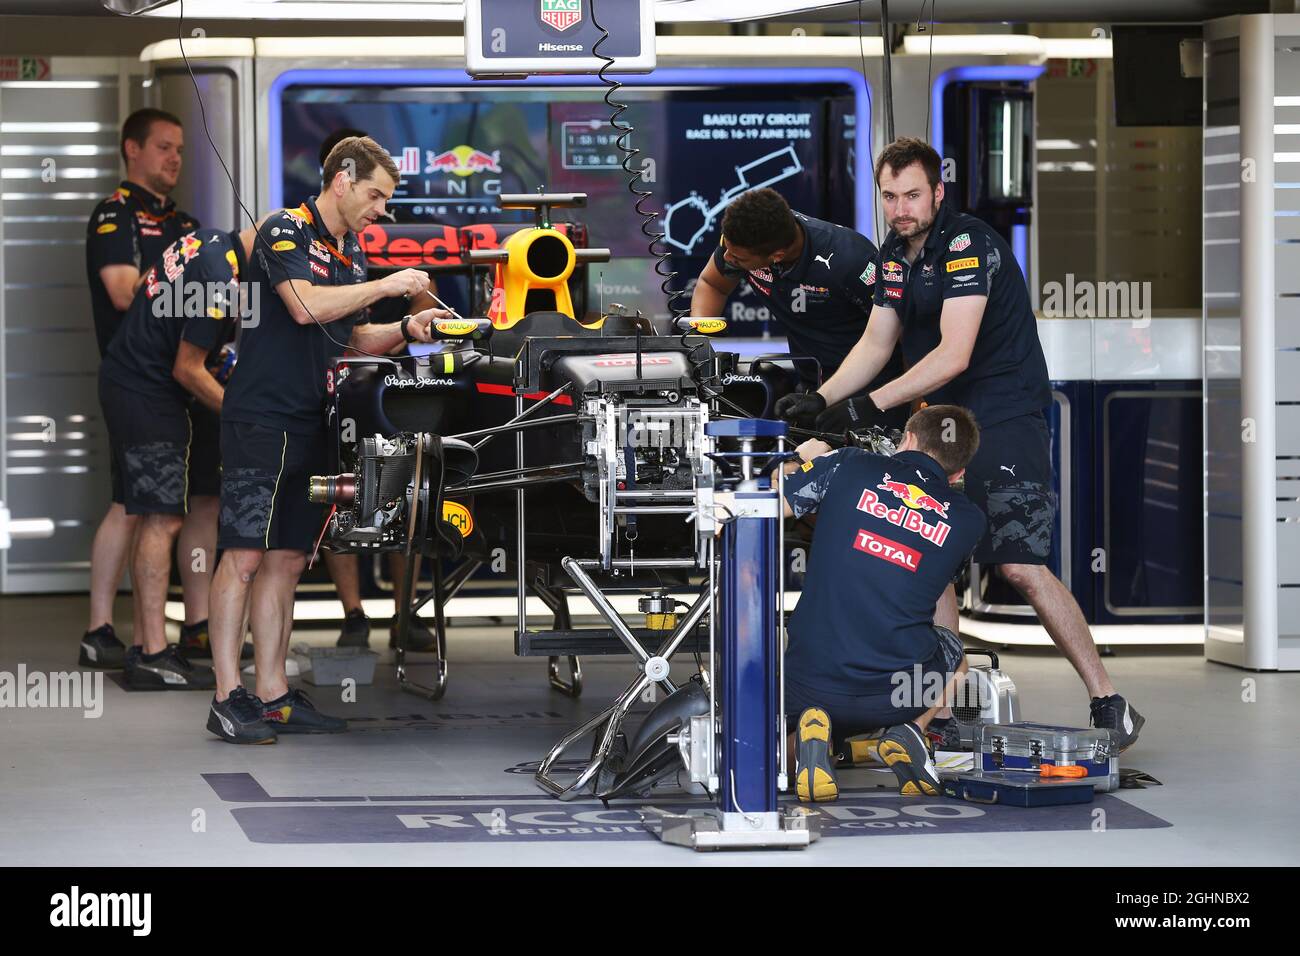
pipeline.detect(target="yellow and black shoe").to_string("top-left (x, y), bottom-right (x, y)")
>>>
top-left (843, 731), bottom-right (886, 766)
top-left (795, 707), bottom-right (839, 803)
top-left (878, 721), bottom-right (942, 796)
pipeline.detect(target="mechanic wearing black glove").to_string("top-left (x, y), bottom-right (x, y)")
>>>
top-left (773, 390), bottom-right (825, 428)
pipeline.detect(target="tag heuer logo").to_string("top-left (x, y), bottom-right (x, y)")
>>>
top-left (540, 0), bottom-right (582, 31)
top-left (948, 232), bottom-right (971, 252)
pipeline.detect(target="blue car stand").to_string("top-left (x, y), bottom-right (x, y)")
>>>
top-left (640, 419), bottom-right (820, 850)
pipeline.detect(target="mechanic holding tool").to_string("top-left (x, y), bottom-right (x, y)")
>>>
top-left (205, 136), bottom-right (450, 744)
top-left (97, 227), bottom-right (254, 689)
top-left (779, 138), bottom-right (1144, 751)
top-left (778, 405), bottom-right (986, 801)
top-left (307, 129), bottom-right (441, 654)
top-left (689, 187), bottom-right (907, 430)
top-left (81, 108), bottom-right (213, 673)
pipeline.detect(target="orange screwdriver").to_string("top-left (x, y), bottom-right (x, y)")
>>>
top-left (1001, 764), bottom-right (1088, 778)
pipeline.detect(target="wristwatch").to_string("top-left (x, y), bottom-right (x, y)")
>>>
top-left (400, 313), bottom-right (416, 343)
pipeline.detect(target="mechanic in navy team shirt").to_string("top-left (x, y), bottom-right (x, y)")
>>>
top-left (689, 188), bottom-right (906, 429)
top-left (80, 108), bottom-right (205, 673)
top-left (777, 405), bottom-right (985, 802)
top-left (778, 138), bottom-right (1144, 753)
top-left (97, 228), bottom-right (251, 691)
top-left (205, 136), bottom-right (449, 745)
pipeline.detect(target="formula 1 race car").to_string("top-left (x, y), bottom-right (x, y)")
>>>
top-left (308, 193), bottom-right (841, 701)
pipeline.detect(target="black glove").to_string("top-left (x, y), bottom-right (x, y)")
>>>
top-left (774, 391), bottom-right (827, 427)
top-left (815, 395), bottom-right (892, 433)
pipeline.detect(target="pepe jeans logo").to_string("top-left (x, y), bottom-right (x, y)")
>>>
top-left (384, 374), bottom-right (456, 388)
top-left (722, 373), bottom-right (762, 385)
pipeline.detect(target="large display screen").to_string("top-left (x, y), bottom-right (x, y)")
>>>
top-left (277, 80), bottom-right (860, 327)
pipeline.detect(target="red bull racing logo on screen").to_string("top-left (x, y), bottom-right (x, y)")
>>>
top-left (856, 473), bottom-right (952, 546)
top-left (424, 145), bottom-right (503, 178)
top-left (541, 0), bottom-right (583, 31)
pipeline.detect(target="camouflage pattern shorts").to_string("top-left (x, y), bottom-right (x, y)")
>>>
top-left (963, 412), bottom-right (1057, 566)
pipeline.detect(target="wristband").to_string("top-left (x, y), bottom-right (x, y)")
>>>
top-left (400, 314), bottom-right (415, 344)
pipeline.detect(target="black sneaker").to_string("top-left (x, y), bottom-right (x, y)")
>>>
top-left (925, 717), bottom-right (966, 752)
top-left (179, 620), bottom-right (254, 661)
top-left (180, 620), bottom-right (211, 657)
top-left (1090, 694), bottom-right (1145, 753)
top-left (79, 624), bottom-right (126, 669)
top-left (387, 614), bottom-right (437, 651)
top-left (877, 721), bottom-right (942, 796)
top-left (336, 608), bottom-right (370, 649)
top-left (124, 644), bottom-right (143, 673)
top-left (207, 687), bottom-right (276, 744)
top-left (261, 688), bottom-right (347, 734)
top-left (127, 645), bottom-right (216, 691)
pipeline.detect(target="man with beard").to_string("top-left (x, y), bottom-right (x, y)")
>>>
top-left (779, 138), bottom-right (1144, 752)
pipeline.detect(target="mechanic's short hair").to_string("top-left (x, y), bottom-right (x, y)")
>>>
top-left (319, 128), bottom-right (369, 168)
top-left (905, 404), bottom-right (980, 474)
top-left (721, 188), bottom-right (798, 255)
top-left (875, 137), bottom-right (942, 190)
top-left (120, 108), bottom-right (183, 164)
top-left (322, 135), bottom-right (400, 191)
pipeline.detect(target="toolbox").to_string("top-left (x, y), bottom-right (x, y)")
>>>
top-left (978, 722), bottom-right (1118, 793)
top-left (290, 643), bottom-right (378, 687)
top-left (940, 768), bottom-right (1097, 807)
top-left (950, 649), bottom-right (1019, 748)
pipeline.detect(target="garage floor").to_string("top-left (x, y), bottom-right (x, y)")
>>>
top-left (1, 594), bottom-right (1296, 866)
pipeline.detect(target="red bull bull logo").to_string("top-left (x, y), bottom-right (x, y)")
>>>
top-left (857, 475), bottom-right (952, 547)
top-left (425, 145), bottom-right (503, 178)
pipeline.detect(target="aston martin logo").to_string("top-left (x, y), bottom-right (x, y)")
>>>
top-left (540, 0), bottom-right (582, 31)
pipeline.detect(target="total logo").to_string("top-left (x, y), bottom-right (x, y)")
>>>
top-left (854, 529), bottom-right (922, 572)
top-left (856, 474), bottom-right (952, 546)
top-left (424, 145), bottom-right (503, 177)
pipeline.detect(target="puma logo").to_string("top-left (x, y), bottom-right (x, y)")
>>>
top-left (814, 253), bottom-right (834, 269)
top-left (1000, 464), bottom-right (1017, 476)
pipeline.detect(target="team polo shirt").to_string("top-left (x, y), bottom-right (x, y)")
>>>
top-left (872, 204), bottom-right (1051, 428)
top-left (99, 229), bottom-right (244, 404)
top-left (783, 447), bottom-right (986, 696)
top-left (85, 180), bottom-right (199, 356)
top-left (714, 212), bottom-right (903, 384)
top-left (221, 196), bottom-right (368, 435)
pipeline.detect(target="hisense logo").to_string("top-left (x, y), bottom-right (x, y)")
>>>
top-left (50, 886), bottom-right (151, 936)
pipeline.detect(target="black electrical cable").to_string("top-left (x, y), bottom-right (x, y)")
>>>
top-left (173, 0), bottom-right (419, 363)
top-left (922, 0), bottom-right (938, 143)
top-left (877, 0), bottom-right (894, 146)
top-left (588, 1), bottom-right (721, 405)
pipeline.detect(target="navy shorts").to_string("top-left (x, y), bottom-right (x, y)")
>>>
top-left (218, 421), bottom-right (327, 552)
top-left (100, 376), bottom-right (192, 516)
top-left (785, 625), bottom-right (964, 743)
top-left (188, 404), bottom-right (221, 499)
top-left (963, 411), bottom-right (1057, 566)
